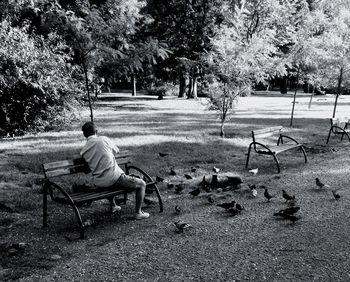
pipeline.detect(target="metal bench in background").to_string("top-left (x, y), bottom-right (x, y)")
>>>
top-left (326, 118), bottom-right (350, 144)
top-left (245, 126), bottom-right (308, 173)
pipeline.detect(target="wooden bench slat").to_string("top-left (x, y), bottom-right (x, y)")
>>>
top-left (253, 126), bottom-right (282, 136)
top-left (43, 158), bottom-right (86, 171)
top-left (71, 190), bottom-right (125, 203)
top-left (257, 144), bottom-right (303, 154)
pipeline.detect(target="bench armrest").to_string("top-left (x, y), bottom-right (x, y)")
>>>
top-left (44, 180), bottom-right (75, 205)
top-left (277, 134), bottom-right (301, 145)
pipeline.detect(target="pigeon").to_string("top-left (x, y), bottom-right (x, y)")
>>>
top-left (213, 166), bottom-right (220, 173)
top-left (332, 190), bottom-right (340, 200)
top-left (287, 199), bottom-right (297, 207)
top-left (170, 167), bottom-right (177, 176)
top-left (282, 189), bottom-right (295, 203)
top-left (159, 152), bottom-right (169, 157)
top-left (189, 186), bottom-right (200, 197)
top-left (191, 167), bottom-right (197, 173)
top-left (280, 213), bottom-right (299, 224)
top-left (316, 178), bottom-right (330, 189)
top-left (174, 205), bottom-right (181, 214)
top-left (250, 185), bottom-right (258, 197)
top-left (207, 195), bottom-right (215, 204)
top-left (274, 206), bottom-right (300, 216)
top-left (264, 188), bottom-right (274, 201)
top-left (175, 183), bottom-right (184, 194)
top-left (235, 203), bottom-right (245, 211)
top-left (156, 176), bottom-right (165, 182)
top-left (249, 168), bottom-right (259, 175)
top-left (227, 207), bottom-right (240, 216)
top-left (184, 174), bottom-right (193, 180)
top-left (200, 176), bottom-right (211, 193)
top-left (217, 200), bottom-right (236, 210)
top-left (174, 221), bottom-right (192, 233)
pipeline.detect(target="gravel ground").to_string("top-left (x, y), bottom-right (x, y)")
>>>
top-left (1, 93), bottom-right (350, 281)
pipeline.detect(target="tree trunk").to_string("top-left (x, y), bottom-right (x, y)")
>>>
top-left (179, 73), bottom-right (186, 98)
top-left (187, 77), bottom-right (193, 99)
top-left (220, 121), bottom-right (225, 138)
top-left (308, 86), bottom-right (315, 109)
top-left (332, 66), bottom-right (343, 118)
top-left (192, 77), bottom-right (198, 99)
top-left (280, 76), bottom-right (288, 94)
top-left (131, 74), bottom-right (137, 96)
top-left (290, 68), bottom-right (300, 127)
top-left (82, 63), bottom-right (94, 122)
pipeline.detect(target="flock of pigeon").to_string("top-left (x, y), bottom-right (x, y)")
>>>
top-left (156, 152), bottom-right (341, 233)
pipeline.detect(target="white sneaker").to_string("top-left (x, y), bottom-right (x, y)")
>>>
top-left (134, 211), bottom-right (150, 220)
top-left (111, 205), bottom-right (122, 213)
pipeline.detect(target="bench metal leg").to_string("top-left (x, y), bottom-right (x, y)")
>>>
top-left (272, 153), bottom-right (281, 174)
top-left (153, 183), bottom-right (163, 212)
top-left (326, 127), bottom-right (333, 144)
top-left (245, 144), bottom-right (253, 168)
top-left (300, 146), bottom-right (308, 163)
top-left (70, 204), bottom-right (85, 239)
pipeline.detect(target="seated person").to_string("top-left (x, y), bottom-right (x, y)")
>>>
top-left (80, 122), bottom-right (149, 220)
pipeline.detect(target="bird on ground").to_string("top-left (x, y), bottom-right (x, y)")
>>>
top-left (167, 183), bottom-right (174, 189)
top-left (264, 188), bottom-right (275, 201)
top-left (170, 167), bottom-right (177, 176)
top-left (213, 166), bottom-right (220, 173)
top-left (208, 195), bottom-right (215, 204)
top-left (200, 176), bottom-right (211, 193)
top-left (156, 176), bottom-right (165, 182)
top-left (227, 207), bottom-right (240, 216)
top-left (316, 178), bottom-right (330, 189)
top-left (189, 186), bottom-right (200, 197)
top-left (249, 168), bottom-right (259, 175)
top-left (274, 206), bottom-right (300, 216)
top-left (332, 190), bottom-right (341, 200)
top-left (184, 174), bottom-right (193, 180)
top-left (235, 203), bottom-right (245, 211)
top-left (282, 189), bottom-right (295, 203)
top-left (174, 205), bottom-right (181, 215)
top-left (278, 213), bottom-right (299, 224)
top-left (287, 199), bottom-right (297, 207)
top-left (217, 200), bottom-right (236, 210)
top-left (250, 184), bottom-right (258, 197)
top-left (191, 167), bottom-right (197, 173)
top-left (159, 152), bottom-right (169, 157)
top-left (174, 183), bottom-right (184, 194)
top-left (174, 221), bottom-right (192, 233)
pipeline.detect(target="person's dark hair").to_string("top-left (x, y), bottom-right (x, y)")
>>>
top-left (82, 122), bottom-right (97, 138)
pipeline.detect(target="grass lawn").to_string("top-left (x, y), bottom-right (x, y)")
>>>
top-left (1, 91), bottom-right (350, 281)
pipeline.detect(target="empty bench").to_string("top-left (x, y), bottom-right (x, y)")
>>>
top-left (326, 118), bottom-right (350, 144)
top-left (245, 126), bottom-right (307, 173)
top-left (42, 151), bottom-right (163, 238)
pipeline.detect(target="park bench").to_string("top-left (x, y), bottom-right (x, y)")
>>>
top-left (42, 151), bottom-right (163, 238)
top-left (245, 126), bottom-right (308, 173)
top-left (326, 118), bottom-right (350, 144)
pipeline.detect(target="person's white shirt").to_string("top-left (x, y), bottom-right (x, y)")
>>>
top-left (80, 135), bottom-right (124, 187)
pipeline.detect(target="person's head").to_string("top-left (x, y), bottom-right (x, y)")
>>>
top-left (82, 122), bottom-right (97, 138)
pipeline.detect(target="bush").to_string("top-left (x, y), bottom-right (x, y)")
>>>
top-left (148, 83), bottom-right (178, 97)
top-left (0, 20), bottom-right (83, 137)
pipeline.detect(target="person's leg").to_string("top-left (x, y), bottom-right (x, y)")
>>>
top-left (134, 179), bottom-right (146, 214)
top-left (114, 174), bottom-right (149, 219)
